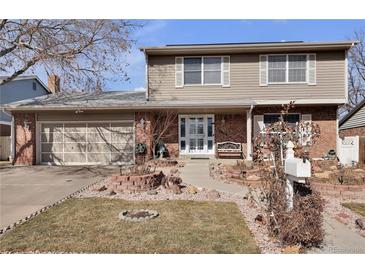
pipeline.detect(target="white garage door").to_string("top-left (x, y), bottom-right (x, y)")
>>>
top-left (40, 122), bottom-right (134, 165)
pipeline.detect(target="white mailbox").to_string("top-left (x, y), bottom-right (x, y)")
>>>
top-left (284, 141), bottom-right (312, 210)
top-left (285, 158), bottom-right (311, 179)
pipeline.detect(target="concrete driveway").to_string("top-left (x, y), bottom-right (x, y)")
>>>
top-left (0, 165), bottom-right (118, 228)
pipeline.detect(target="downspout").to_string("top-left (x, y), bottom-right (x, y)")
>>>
top-left (142, 49), bottom-right (149, 101)
top-left (247, 104), bottom-right (254, 161)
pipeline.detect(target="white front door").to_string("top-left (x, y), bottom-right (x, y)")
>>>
top-left (179, 115), bottom-right (214, 156)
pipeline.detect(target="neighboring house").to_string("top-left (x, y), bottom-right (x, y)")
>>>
top-left (339, 99), bottom-right (365, 137)
top-left (0, 76), bottom-right (51, 136)
top-left (4, 40), bottom-right (357, 166)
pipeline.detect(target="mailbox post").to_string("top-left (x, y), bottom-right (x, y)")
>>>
top-left (284, 141), bottom-right (311, 210)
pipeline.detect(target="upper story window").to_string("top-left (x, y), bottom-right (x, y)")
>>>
top-left (183, 57), bottom-right (222, 85)
top-left (268, 54), bottom-right (307, 84)
top-left (32, 81), bottom-right (37, 90)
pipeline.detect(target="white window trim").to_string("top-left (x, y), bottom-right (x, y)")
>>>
top-left (261, 113), bottom-right (302, 133)
top-left (267, 53), bottom-right (309, 85)
top-left (178, 114), bottom-right (215, 156)
top-left (182, 56), bottom-right (227, 87)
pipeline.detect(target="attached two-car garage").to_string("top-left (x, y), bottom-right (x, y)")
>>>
top-left (37, 113), bottom-right (134, 165)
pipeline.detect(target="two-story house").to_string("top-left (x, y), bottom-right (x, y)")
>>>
top-left (4, 40), bottom-right (357, 166)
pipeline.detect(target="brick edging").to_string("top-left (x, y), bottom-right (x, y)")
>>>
top-left (0, 180), bottom-right (101, 237)
top-left (311, 182), bottom-right (365, 192)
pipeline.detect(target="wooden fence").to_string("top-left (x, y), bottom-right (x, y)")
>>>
top-left (0, 136), bottom-right (11, 161)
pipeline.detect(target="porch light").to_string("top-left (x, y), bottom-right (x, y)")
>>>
top-left (221, 116), bottom-right (225, 124)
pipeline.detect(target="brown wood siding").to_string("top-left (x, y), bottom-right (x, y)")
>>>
top-left (148, 51), bottom-right (346, 101)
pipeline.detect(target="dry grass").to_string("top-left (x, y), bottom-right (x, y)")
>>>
top-left (342, 203), bottom-right (365, 217)
top-left (0, 198), bottom-right (259, 254)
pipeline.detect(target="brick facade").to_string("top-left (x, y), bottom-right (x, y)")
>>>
top-left (12, 107), bottom-right (338, 165)
top-left (215, 113), bottom-right (247, 158)
top-left (253, 105), bottom-right (338, 158)
top-left (13, 113), bottom-right (36, 165)
top-left (339, 126), bottom-right (365, 138)
top-left (135, 112), bottom-right (154, 159)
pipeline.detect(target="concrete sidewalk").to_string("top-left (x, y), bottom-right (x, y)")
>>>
top-left (180, 159), bottom-right (248, 196)
top-left (310, 214), bottom-right (365, 254)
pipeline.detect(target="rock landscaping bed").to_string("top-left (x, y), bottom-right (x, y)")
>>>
top-left (311, 161), bottom-right (365, 185)
top-left (209, 160), bottom-right (261, 187)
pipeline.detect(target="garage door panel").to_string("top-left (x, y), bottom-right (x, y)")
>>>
top-left (111, 123), bottom-right (133, 133)
top-left (87, 132), bottom-right (110, 143)
top-left (64, 143), bottom-right (86, 153)
top-left (64, 123), bottom-right (86, 133)
top-left (41, 132), bottom-right (63, 143)
top-left (87, 123), bottom-right (111, 133)
top-left (41, 153), bottom-right (63, 164)
top-left (111, 153), bottom-right (133, 163)
top-left (64, 132), bottom-right (86, 143)
top-left (110, 143), bottom-right (134, 153)
top-left (111, 133), bottom-right (133, 143)
top-left (40, 120), bottom-right (134, 165)
top-left (41, 124), bottom-right (63, 134)
top-left (41, 143), bottom-right (63, 153)
top-left (87, 143), bottom-right (110, 153)
top-left (87, 153), bottom-right (110, 163)
top-left (63, 153), bottom-right (86, 163)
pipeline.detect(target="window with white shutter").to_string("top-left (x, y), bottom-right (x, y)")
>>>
top-left (308, 54), bottom-right (316, 85)
top-left (263, 54), bottom-right (316, 85)
top-left (175, 57), bottom-right (183, 87)
top-left (259, 55), bottom-right (268, 86)
top-left (222, 56), bottom-right (230, 87)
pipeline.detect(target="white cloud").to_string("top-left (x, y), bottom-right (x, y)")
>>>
top-left (134, 86), bottom-right (146, 91)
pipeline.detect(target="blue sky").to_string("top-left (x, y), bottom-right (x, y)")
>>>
top-left (85, 20), bottom-right (365, 91)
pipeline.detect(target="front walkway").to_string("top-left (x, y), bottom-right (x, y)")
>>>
top-left (180, 159), bottom-right (249, 196)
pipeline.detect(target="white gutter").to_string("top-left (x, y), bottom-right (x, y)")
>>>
top-left (246, 104), bottom-right (254, 161)
top-left (142, 49), bottom-right (149, 101)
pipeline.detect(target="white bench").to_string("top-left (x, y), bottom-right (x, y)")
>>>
top-left (217, 142), bottom-right (243, 158)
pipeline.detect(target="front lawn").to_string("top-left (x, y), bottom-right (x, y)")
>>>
top-left (0, 198), bottom-right (259, 254)
top-left (342, 203), bottom-right (365, 217)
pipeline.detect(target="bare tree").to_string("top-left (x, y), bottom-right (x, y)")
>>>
top-left (151, 111), bottom-right (177, 159)
top-left (340, 30), bottom-right (365, 116)
top-left (0, 19), bottom-right (140, 90)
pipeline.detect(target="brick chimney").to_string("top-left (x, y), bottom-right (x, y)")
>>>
top-left (48, 74), bottom-right (60, 94)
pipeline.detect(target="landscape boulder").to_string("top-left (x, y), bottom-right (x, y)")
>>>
top-left (355, 218), bottom-right (365, 230)
top-left (207, 189), bottom-right (220, 200)
top-left (171, 184), bottom-right (182, 195)
top-left (94, 185), bottom-right (107, 192)
top-left (187, 184), bottom-right (198, 194)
